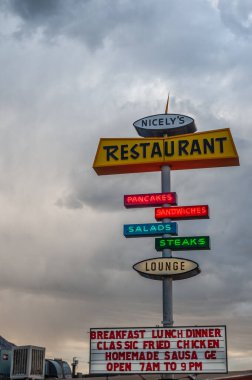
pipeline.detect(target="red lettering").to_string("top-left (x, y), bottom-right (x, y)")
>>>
top-left (97, 341), bottom-right (123, 350)
top-left (157, 340), bottom-right (170, 349)
top-left (155, 205), bottom-right (209, 220)
top-left (189, 362), bottom-right (202, 371)
top-left (177, 340), bottom-right (209, 349)
top-left (124, 193), bottom-right (176, 207)
top-left (127, 330), bottom-right (134, 339)
top-left (97, 331), bottom-right (103, 339)
top-left (164, 362), bottom-right (177, 371)
top-left (107, 363), bottom-right (113, 371)
top-left (90, 331), bottom-right (96, 339)
top-left (208, 340), bottom-right (219, 348)
top-left (106, 362), bottom-right (132, 372)
top-left (140, 362), bottom-right (160, 371)
top-left (165, 351), bottom-right (170, 359)
top-left (124, 340), bottom-right (138, 349)
top-left (143, 340), bottom-right (154, 349)
top-left (205, 350), bottom-right (217, 359)
top-left (201, 206), bottom-right (207, 215)
top-left (177, 329), bottom-right (184, 338)
top-left (140, 363), bottom-right (145, 371)
top-left (187, 207), bottom-right (195, 215)
top-left (181, 362), bottom-right (186, 371)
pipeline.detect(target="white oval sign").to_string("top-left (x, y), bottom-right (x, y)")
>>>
top-left (133, 257), bottom-right (200, 281)
top-left (133, 113), bottom-right (196, 137)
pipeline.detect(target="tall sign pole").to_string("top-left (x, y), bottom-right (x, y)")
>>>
top-left (161, 165), bottom-right (173, 328)
top-left (91, 95), bottom-right (239, 377)
top-left (162, 98), bottom-right (173, 328)
top-left (162, 98), bottom-right (172, 380)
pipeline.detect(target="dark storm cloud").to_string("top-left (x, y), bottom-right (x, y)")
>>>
top-left (9, 0), bottom-right (61, 20)
top-left (3, 0), bottom-right (228, 76)
top-left (3, 0), bottom-right (252, 91)
top-left (4, 0), bottom-right (145, 48)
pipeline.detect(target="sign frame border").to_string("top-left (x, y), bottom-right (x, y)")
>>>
top-left (89, 325), bottom-right (228, 375)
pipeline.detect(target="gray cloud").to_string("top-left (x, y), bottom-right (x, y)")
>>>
top-left (218, 0), bottom-right (252, 37)
top-left (9, 0), bottom-right (61, 20)
top-left (0, 0), bottom-right (251, 373)
top-left (4, 0), bottom-right (148, 49)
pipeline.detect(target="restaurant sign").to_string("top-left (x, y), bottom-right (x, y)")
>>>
top-left (89, 326), bottom-right (227, 374)
top-left (93, 128), bottom-right (239, 175)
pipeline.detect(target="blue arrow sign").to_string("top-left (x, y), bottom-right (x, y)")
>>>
top-left (124, 222), bottom-right (178, 238)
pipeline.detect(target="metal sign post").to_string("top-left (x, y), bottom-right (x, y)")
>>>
top-left (161, 165), bottom-right (173, 328)
top-left (161, 165), bottom-right (173, 380)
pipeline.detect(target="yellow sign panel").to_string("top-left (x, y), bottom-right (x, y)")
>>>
top-left (93, 128), bottom-right (239, 175)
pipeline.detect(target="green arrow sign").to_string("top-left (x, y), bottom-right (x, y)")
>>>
top-left (155, 236), bottom-right (210, 251)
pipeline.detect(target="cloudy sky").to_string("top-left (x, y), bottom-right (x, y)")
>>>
top-left (0, 0), bottom-right (252, 374)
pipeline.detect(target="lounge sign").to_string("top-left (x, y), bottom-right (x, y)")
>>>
top-left (133, 257), bottom-right (200, 280)
top-left (93, 128), bottom-right (239, 175)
